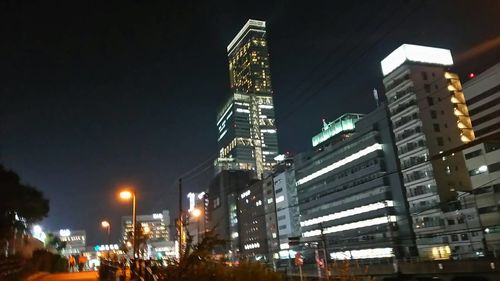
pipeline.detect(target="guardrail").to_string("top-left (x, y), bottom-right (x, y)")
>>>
top-left (99, 259), bottom-right (159, 281)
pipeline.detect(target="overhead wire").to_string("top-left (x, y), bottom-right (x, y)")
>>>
top-left (173, 1), bottom-right (425, 182)
top-left (227, 77), bottom-right (498, 248)
top-left (277, 1), bottom-right (426, 123)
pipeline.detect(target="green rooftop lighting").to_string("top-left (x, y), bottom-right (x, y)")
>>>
top-left (312, 113), bottom-right (364, 147)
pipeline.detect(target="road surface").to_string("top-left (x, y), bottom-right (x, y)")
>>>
top-left (37, 271), bottom-right (99, 281)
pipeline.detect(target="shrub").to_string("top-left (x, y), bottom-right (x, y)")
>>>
top-left (29, 249), bottom-right (67, 273)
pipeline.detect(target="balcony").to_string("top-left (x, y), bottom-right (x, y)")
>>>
top-left (401, 154), bottom-right (428, 170)
top-left (398, 139), bottom-right (426, 156)
top-left (410, 202), bottom-right (439, 214)
top-left (391, 99), bottom-right (417, 116)
top-left (407, 185), bottom-right (437, 199)
top-left (396, 126), bottom-right (423, 143)
top-left (404, 169), bottom-right (434, 184)
top-left (386, 74), bottom-right (411, 92)
top-left (389, 86), bottom-right (415, 105)
top-left (393, 112), bottom-right (419, 130)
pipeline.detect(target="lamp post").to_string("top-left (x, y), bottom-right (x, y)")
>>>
top-left (119, 189), bottom-right (137, 258)
top-left (101, 220), bottom-right (111, 245)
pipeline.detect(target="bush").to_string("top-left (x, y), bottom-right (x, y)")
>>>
top-left (159, 230), bottom-right (284, 281)
top-left (29, 250), bottom-right (68, 273)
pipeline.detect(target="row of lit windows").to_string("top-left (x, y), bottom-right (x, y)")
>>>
top-left (303, 215), bottom-right (397, 237)
top-left (301, 201), bottom-right (394, 227)
top-left (296, 143), bottom-right (383, 186)
top-left (301, 186), bottom-right (389, 216)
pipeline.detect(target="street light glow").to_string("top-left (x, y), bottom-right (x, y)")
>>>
top-left (191, 208), bottom-right (202, 218)
top-left (101, 220), bottom-right (110, 228)
top-left (119, 190), bottom-right (133, 200)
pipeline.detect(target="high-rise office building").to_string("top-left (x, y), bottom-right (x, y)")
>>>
top-left (207, 170), bottom-right (258, 261)
top-left (294, 108), bottom-right (415, 261)
top-left (122, 210), bottom-right (170, 242)
top-left (381, 44), bottom-right (478, 259)
top-left (462, 62), bottom-right (500, 256)
top-left (57, 229), bottom-right (86, 256)
top-left (238, 180), bottom-right (269, 260)
top-left (262, 174), bottom-right (281, 261)
top-left (216, 19), bottom-right (279, 179)
top-left (186, 192), bottom-right (208, 245)
top-left (272, 156), bottom-right (301, 259)
top-left (462, 62), bottom-right (500, 139)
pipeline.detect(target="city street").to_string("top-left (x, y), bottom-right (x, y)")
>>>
top-left (1, 2), bottom-right (499, 281)
top-left (36, 271), bottom-right (98, 281)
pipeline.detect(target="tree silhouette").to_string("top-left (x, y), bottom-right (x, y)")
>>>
top-left (162, 229), bottom-right (284, 281)
top-left (0, 165), bottom-right (49, 254)
top-left (45, 233), bottom-right (67, 253)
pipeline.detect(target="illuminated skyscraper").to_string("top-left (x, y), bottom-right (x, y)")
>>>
top-left (216, 19), bottom-right (279, 179)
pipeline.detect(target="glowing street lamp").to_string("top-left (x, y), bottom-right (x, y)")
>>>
top-left (101, 220), bottom-right (111, 244)
top-left (119, 190), bottom-right (133, 200)
top-left (118, 188), bottom-right (137, 258)
top-left (191, 208), bottom-right (202, 218)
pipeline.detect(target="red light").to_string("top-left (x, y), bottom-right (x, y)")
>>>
top-left (469, 73), bottom-right (475, 78)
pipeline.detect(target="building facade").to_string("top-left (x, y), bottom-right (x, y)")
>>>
top-left (207, 170), bottom-right (257, 260)
top-left (216, 19), bottom-right (279, 179)
top-left (58, 229), bottom-right (86, 256)
top-left (462, 62), bottom-right (500, 139)
top-left (121, 210), bottom-right (170, 243)
top-left (186, 192), bottom-right (208, 245)
top-left (238, 180), bottom-right (269, 260)
top-left (272, 157), bottom-right (301, 259)
top-left (262, 175), bottom-right (280, 262)
top-left (294, 107), bottom-right (415, 261)
top-left (462, 62), bottom-right (500, 256)
top-left (381, 44), bottom-right (478, 259)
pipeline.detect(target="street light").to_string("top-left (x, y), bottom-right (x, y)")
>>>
top-left (101, 220), bottom-right (111, 244)
top-left (119, 188), bottom-right (137, 258)
top-left (191, 208), bottom-right (202, 218)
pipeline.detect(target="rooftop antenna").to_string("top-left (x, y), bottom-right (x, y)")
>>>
top-left (322, 118), bottom-right (329, 131)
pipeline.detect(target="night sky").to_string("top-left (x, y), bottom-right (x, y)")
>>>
top-left (1, 0), bottom-right (499, 246)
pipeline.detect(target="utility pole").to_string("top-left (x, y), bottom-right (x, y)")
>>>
top-left (178, 178), bottom-right (184, 259)
top-left (320, 223), bottom-right (329, 280)
top-left (385, 201), bottom-right (398, 273)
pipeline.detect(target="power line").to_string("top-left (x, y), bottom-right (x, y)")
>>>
top-left (173, 1), bottom-right (424, 183)
top-left (230, 76), bottom-right (498, 243)
top-left (236, 175), bottom-right (500, 253)
top-left (276, 1), bottom-right (426, 123)
top-left (276, 1), bottom-right (393, 108)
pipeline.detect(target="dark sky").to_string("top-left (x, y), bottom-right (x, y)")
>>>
top-left (1, 0), bottom-right (499, 246)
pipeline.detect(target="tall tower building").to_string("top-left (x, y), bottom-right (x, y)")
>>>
top-left (216, 19), bottom-right (279, 178)
top-left (381, 44), bottom-right (477, 259)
